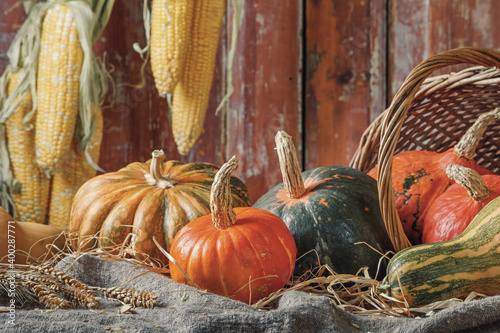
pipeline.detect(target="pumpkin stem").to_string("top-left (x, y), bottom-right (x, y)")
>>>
top-left (275, 131), bottom-right (306, 198)
top-left (454, 107), bottom-right (500, 159)
top-left (211, 156), bottom-right (238, 230)
top-left (446, 164), bottom-right (489, 202)
top-left (145, 150), bottom-right (177, 189)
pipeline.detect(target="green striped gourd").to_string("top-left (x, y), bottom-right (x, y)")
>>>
top-left (380, 196), bottom-right (500, 308)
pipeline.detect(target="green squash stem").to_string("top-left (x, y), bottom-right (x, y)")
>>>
top-left (454, 107), bottom-right (500, 159)
top-left (144, 149), bottom-right (177, 189)
top-left (211, 156), bottom-right (238, 230)
top-left (446, 164), bottom-right (489, 202)
top-left (275, 131), bottom-right (306, 199)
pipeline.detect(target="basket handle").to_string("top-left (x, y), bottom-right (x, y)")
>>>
top-left (377, 47), bottom-right (500, 252)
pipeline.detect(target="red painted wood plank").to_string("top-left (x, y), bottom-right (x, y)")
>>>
top-left (226, 1), bottom-right (303, 203)
top-left (429, 0), bottom-right (500, 75)
top-left (92, 0), bottom-right (164, 171)
top-left (428, 0), bottom-right (500, 53)
top-left (388, 0), bottom-right (430, 99)
top-left (389, 0), bottom-right (500, 99)
top-left (305, 0), bottom-right (387, 169)
top-left (368, 0), bottom-right (388, 123)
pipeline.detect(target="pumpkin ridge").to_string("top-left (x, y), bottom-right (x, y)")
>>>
top-left (215, 231), bottom-right (230, 298)
top-left (71, 181), bottom-right (146, 226)
top-left (158, 160), bottom-right (183, 175)
top-left (172, 190), bottom-right (211, 222)
top-left (131, 188), bottom-right (168, 260)
top-left (162, 192), bottom-right (208, 250)
top-left (162, 194), bottom-right (182, 249)
top-left (76, 186), bottom-right (144, 250)
top-left (253, 211), bottom-right (297, 281)
top-left (302, 200), bottom-right (332, 264)
top-left (99, 186), bottom-right (152, 248)
top-left (229, 222), bottom-right (269, 299)
top-left (184, 230), bottom-right (211, 285)
top-left (276, 232), bottom-right (296, 277)
top-left (77, 183), bottom-right (147, 231)
top-left (74, 175), bottom-right (144, 202)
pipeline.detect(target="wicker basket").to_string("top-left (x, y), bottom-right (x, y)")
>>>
top-left (350, 47), bottom-right (500, 252)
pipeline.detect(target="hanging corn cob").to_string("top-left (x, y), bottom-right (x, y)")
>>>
top-left (48, 106), bottom-right (103, 231)
top-left (0, 0), bottom-right (115, 220)
top-left (150, 0), bottom-right (194, 97)
top-left (35, 3), bottom-right (84, 177)
top-left (136, 0), bottom-right (242, 155)
top-left (6, 71), bottom-right (50, 224)
top-left (171, 0), bottom-right (227, 155)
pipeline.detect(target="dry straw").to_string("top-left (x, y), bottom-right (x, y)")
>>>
top-left (2, 211), bottom-right (491, 316)
top-left (0, 232), bottom-right (159, 310)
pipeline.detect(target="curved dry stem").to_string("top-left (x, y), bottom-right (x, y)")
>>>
top-left (275, 131), bottom-right (306, 198)
top-left (145, 149), bottom-right (177, 189)
top-left (454, 107), bottom-right (500, 159)
top-left (210, 156), bottom-right (238, 230)
top-left (446, 164), bottom-right (490, 201)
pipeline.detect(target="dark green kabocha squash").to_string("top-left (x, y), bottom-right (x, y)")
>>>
top-left (253, 131), bottom-right (393, 279)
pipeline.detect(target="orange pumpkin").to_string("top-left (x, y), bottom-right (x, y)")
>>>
top-left (69, 150), bottom-right (251, 264)
top-left (368, 108), bottom-right (498, 245)
top-left (169, 156), bottom-right (297, 304)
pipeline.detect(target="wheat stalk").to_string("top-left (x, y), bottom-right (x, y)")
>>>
top-left (23, 280), bottom-right (69, 309)
top-left (16, 270), bottom-right (65, 292)
top-left (31, 264), bottom-right (97, 297)
top-left (100, 286), bottom-right (158, 309)
top-left (63, 286), bottom-right (100, 309)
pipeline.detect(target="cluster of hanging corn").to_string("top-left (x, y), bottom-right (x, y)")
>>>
top-left (0, 0), bottom-right (115, 231)
top-left (147, 0), bottom-right (241, 155)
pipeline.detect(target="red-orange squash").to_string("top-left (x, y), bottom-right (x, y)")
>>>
top-left (69, 150), bottom-right (251, 264)
top-left (422, 164), bottom-right (500, 243)
top-left (169, 156), bottom-right (297, 304)
top-left (368, 108), bottom-right (498, 245)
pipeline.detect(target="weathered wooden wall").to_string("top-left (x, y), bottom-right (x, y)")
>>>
top-left (1, 0), bottom-right (500, 203)
top-left (305, 0), bottom-right (386, 170)
top-left (389, 0), bottom-right (500, 97)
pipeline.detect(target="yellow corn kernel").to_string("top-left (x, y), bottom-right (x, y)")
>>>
top-left (35, 3), bottom-right (83, 176)
top-left (6, 71), bottom-right (50, 224)
top-left (150, 0), bottom-right (194, 96)
top-left (48, 106), bottom-right (103, 231)
top-left (171, 0), bottom-right (226, 155)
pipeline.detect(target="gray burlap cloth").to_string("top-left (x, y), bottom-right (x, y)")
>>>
top-left (2, 254), bottom-right (500, 332)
